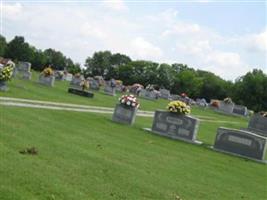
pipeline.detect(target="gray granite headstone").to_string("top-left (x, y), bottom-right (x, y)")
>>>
top-left (196, 98), bottom-right (208, 107)
top-left (38, 75), bottom-right (55, 87)
top-left (112, 104), bottom-right (138, 125)
top-left (247, 114), bottom-right (267, 137)
top-left (140, 89), bottom-right (157, 100)
top-left (232, 105), bottom-right (248, 116)
top-left (218, 101), bottom-right (234, 113)
top-left (13, 62), bottom-right (32, 80)
top-left (146, 110), bottom-right (202, 144)
top-left (89, 79), bottom-right (100, 90)
top-left (170, 95), bottom-right (180, 100)
top-left (104, 85), bottom-right (116, 96)
top-left (69, 77), bottom-right (83, 90)
top-left (160, 89), bottom-right (171, 99)
top-left (213, 127), bottom-right (267, 162)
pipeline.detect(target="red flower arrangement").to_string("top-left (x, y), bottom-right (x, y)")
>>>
top-left (119, 94), bottom-right (140, 108)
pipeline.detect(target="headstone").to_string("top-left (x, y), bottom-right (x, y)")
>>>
top-left (160, 89), bottom-right (171, 99)
top-left (140, 89), bottom-right (157, 100)
top-left (247, 114), bottom-right (267, 137)
top-left (232, 105), bottom-right (248, 116)
top-left (54, 71), bottom-right (64, 81)
top-left (68, 88), bottom-right (94, 98)
top-left (213, 127), bottom-right (267, 162)
top-left (196, 98), bottom-right (208, 107)
top-left (218, 101), bottom-right (234, 113)
top-left (64, 73), bottom-right (73, 81)
top-left (89, 79), bottom-right (100, 90)
top-left (13, 62), bottom-right (32, 80)
top-left (69, 76), bottom-right (83, 90)
top-left (145, 110), bottom-right (202, 144)
top-left (38, 75), bottom-right (55, 87)
top-left (170, 94), bottom-right (180, 100)
top-left (104, 85), bottom-right (116, 96)
top-left (0, 81), bottom-right (8, 91)
top-left (112, 104), bottom-right (138, 125)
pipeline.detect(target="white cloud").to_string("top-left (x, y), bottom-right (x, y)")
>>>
top-left (3, 2), bottom-right (23, 20)
top-left (130, 37), bottom-right (163, 60)
top-left (102, 0), bottom-right (128, 11)
top-left (80, 22), bottom-right (107, 39)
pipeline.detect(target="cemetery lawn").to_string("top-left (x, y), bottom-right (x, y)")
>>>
top-left (0, 72), bottom-right (168, 111)
top-left (1, 105), bottom-right (267, 200)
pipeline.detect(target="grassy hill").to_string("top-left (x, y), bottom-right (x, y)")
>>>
top-left (0, 72), bottom-right (266, 200)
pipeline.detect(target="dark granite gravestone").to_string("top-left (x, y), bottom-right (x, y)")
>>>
top-left (0, 81), bottom-right (8, 91)
top-left (144, 110), bottom-right (202, 144)
top-left (232, 105), bottom-right (248, 116)
top-left (38, 75), bottom-right (55, 87)
top-left (213, 127), bottom-right (267, 162)
top-left (218, 101), bottom-right (234, 113)
top-left (112, 104), bottom-right (138, 125)
top-left (160, 89), bottom-right (171, 99)
top-left (69, 76), bottom-right (83, 90)
top-left (140, 89), bottom-right (157, 100)
top-left (13, 62), bottom-right (32, 80)
top-left (247, 114), bottom-right (267, 137)
top-left (68, 88), bottom-right (94, 98)
top-left (104, 85), bottom-right (116, 96)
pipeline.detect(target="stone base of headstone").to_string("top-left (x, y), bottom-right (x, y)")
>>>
top-left (0, 81), bottom-right (8, 91)
top-left (112, 104), bottom-right (137, 125)
top-left (143, 110), bottom-right (202, 144)
top-left (213, 127), bottom-right (267, 163)
top-left (68, 88), bottom-right (94, 98)
top-left (38, 75), bottom-right (55, 87)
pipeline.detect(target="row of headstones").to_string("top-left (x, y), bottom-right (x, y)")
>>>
top-left (112, 104), bottom-right (267, 163)
top-left (215, 101), bottom-right (248, 116)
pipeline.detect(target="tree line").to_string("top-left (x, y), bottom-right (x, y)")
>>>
top-left (1, 35), bottom-right (266, 111)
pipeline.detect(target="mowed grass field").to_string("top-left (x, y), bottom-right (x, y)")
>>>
top-left (0, 72), bottom-right (267, 200)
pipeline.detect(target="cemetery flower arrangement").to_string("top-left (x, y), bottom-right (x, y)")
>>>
top-left (223, 97), bottom-right (233, 104)
top-left (80, 80), bottom-right (89, 91)
top-left (119, 94), bottom-right (140, 108)
top-left (211, 100), bottom-right (219, 108)
top-left (259, 111), bottom-right (267, 117)
top-left (0, 63), bottom-right (14, 81)
top-left (42, 67), bottom-right (53, 77)
top-left (167, 100), bottom-right (191, 115)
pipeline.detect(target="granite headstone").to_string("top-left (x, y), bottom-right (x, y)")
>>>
top-left (213, 127), bottom-right (267, 162)
top-left (146, 110), bottom-right (202, 144)
top-left (112, 104), bottom-right (138, 125)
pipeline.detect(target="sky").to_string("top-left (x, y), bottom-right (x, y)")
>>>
top-left (1, 0), bottom-right (267, 80)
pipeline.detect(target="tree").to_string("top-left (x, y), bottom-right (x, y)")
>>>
top-left (0, 35), bottom-right (7, 57)
top-left (5, 36), bottom-right (34, 62)
top-left (232, 69), bottom-right (267, 111)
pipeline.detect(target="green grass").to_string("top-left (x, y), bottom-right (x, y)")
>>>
top-left (0, 71), bottom-right (168, 111)
top-left (0, 73), bottom-right (266, 199)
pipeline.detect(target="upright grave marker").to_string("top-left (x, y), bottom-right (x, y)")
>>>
top-left (112, 94), bottom-right (139, 125)
top-left (247, 114), bottom-right (267, 137)
top-left (68, 75), bottom-right (93, 98)
top-left (232, 105), bottom-right (248, 116)
top-left (160, 89), bottom-right (170, 100)
top-left (13, 62), bottom-right (32, 80)
top-left (38, 67), bottom-right (55, 87)
top-left (213, 127), bottom-right (267, 162)
top-left (144, 100), bottom-right (202, 144)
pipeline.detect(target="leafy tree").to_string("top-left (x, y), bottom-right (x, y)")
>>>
top-left (232, 69), bottom-right (267, 111)
top-left (5, 36), bottom-right (34, 62)
top-left (0, 35), bottom-right (7, 57)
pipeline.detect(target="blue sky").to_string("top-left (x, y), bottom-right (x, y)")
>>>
top-left (1, 0), bottom-right (266, 80)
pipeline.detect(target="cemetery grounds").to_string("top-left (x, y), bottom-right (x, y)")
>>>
top-left (0, 72), bottom-right (266, 200)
